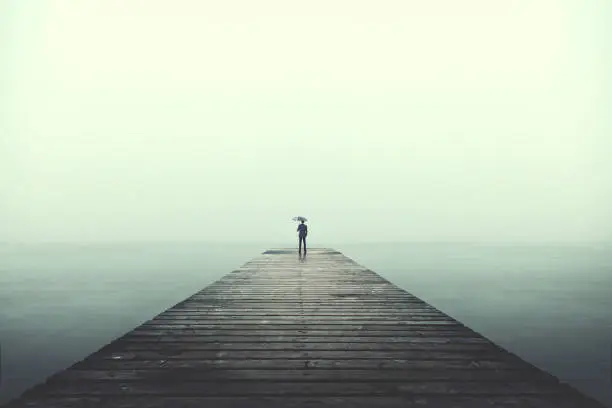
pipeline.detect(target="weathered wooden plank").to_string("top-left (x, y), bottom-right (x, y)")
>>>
top-left (142, 319), bottom-right (458, 325)
top-left (203, 297), bottom-right (420, 300)
top-left (151, 316), bottom-right (464, 324)
top-left (128, 329), bottom-right (475, 338)
top-left (114, 340), bottom-right (499, 353)
top-left (110, 340), bottom-right (499, 350)
top-left (146, 316), bottom-right (461, 323)
top-left (73, 358), bottom-right (527, 370)
top-left (154, 315), bottom-right (454, 322)
top-left (152, 312), bottom-right (456, 318)
top-left (188, 286), bottom-right (414, 289)
top-left (198, 294), bottom-right (412, 297)
top-left (32, 380), bottom-right (571, 397)
top-left (89, 350), bottom-right (526, 361)
top-left (157, 311), bottom-right (449, 317)
top-left (4, 396), bottom-right (595, 408)
top-left (166, 311), bottom-right (444, 315)
top-left (48, 368), bottom-right (559, 383)
top-left (201, 286), bottom-right (406, 289)
top-left (134, 324), bottom-right (476, 343)
top-left (179, 302), bottom-right (437, 307)
top-left (170, 306), bottom-right (442, 312)
top-left (138, 324), bottom-right (484, 333)
top-left (202, 286), bottom-right (406, 288)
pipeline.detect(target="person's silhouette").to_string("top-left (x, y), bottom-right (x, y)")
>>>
top-left (297, 220), bottom-right (307, 256)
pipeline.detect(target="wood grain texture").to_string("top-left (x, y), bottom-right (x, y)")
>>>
top-left (4, 248), bottom-right (607, 408)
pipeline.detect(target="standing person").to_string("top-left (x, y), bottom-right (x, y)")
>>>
top-left (297, 220), bottom-right (307, 255)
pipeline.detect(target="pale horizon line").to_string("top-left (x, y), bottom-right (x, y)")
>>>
top-left (1, 240), bottom-right (610, 247)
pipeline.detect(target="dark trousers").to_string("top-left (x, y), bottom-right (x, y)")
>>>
top-left (299, 236), bottom-right (307, 253)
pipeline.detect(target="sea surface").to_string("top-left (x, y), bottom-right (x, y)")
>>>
top-left (0, 242), bottom-right (611, 406)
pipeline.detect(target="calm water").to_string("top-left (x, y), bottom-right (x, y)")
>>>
top-left (1, 242), bottom-right (611, 406)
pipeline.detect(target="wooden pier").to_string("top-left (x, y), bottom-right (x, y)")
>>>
top-left (4, 248), bottom-right (608, 407)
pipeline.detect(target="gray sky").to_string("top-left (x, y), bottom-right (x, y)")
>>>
top-left (1, 0), bottom-right (610, 244)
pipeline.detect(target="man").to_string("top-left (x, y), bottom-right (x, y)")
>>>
top-left (297, 220), bottom-right (307, 255)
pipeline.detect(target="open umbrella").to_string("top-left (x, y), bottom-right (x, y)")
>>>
top-left (292, 216), bottom-right (308, 222)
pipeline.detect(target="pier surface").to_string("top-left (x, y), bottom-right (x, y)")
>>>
top-left (4, 248), bottom-right (607, 407)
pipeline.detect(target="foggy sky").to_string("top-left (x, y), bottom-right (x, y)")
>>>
top-left (1, 0), bottom-right (610, 244)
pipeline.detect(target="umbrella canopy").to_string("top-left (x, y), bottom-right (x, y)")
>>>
top-left (292, 216), bottom-right (308, 222)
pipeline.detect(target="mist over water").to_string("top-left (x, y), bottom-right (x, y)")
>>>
top-left (1, 0), bottom-right (611, 245)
